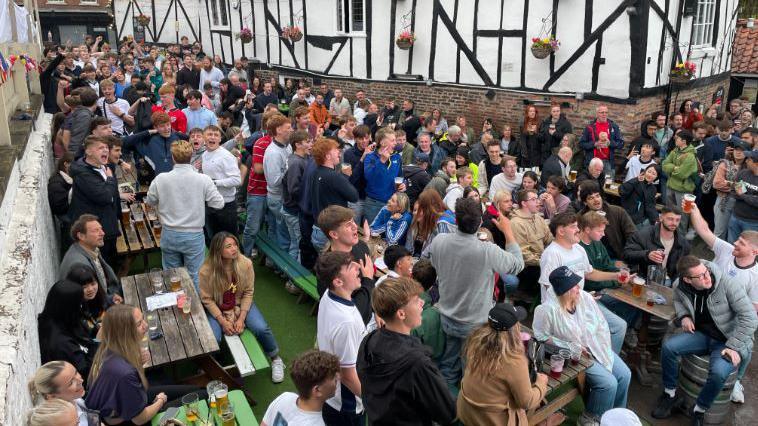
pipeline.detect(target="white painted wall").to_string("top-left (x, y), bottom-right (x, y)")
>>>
top-left (114, 0), bottom-right (738, 98)
top-left (0, 112), bottom-right (59, 426)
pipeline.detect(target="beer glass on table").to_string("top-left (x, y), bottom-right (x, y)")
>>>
top-left (150, 268), bottom-right (163, 294)
top-left (170, 271), bottom-right (182, 292)
top-left (632, 276), bottom-right (645, 298)
top-left (181, 393), bottom-right (200, 422)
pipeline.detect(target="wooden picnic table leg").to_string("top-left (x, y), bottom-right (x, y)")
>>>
top-left (142, 251), bottom-right (151, 273)
top-left (118, 255), bottom-right (135, 277)
top-left (630, 312), bottom-right (654, 387)
top-left (194, 354), bottom-right (258, 406)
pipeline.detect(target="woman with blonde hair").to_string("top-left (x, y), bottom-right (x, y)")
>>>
top-left (26, 398), bottom-right (78, 426)
top-left (199, 231), bottom-right (285, 383)
top-left (404, 189), bottom-right (456, 257)
top-left (85, 304), bottom-right (201, 425)
top-left (29, 361), bottom-right (94, 425)
top-left (458, 303), bottom-right (548, 425)
top-left (369, 192), bottom-right (413, 246)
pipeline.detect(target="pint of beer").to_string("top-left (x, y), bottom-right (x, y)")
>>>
top-left (683, 193), bottom-right (696, 213)
top-left (170, 273), bottom-right (181, 292)
top-left (569, 170), bottom-right (577, 182)
top-left (153, 222), bottom-right (162, 241)
top-left (632, 276), bottom-right (645, 298)
top-left (215, 387), bottom-right (230, 414)
top-left (121, 206), bottom-right (130, 225)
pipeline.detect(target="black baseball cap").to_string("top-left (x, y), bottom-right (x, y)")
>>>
top-left (731, 139), bottom-right (751, 151)
top-left (549, 266), bottom-right (583, 296)
top-left (488, 303), bottom-right (527, 331)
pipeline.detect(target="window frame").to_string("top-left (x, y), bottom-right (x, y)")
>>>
top-left (335, 0), bottom-right (366, 36)
top-left (209, 0), bottom-right (231, 30)
top-left (691, 0), bottom-right (716, 48)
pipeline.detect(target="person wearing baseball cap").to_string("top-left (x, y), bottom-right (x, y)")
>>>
top-left (533, 266), bottom-right (631, 425)
top-left (729, 144), bottom-right (758, 242)
top-left (457, 302), bottom-right (548, 426)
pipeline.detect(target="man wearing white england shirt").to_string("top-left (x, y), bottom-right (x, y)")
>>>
top-left (689, 202), bottom-right (758, 403)
top-left (201, 125), bottom-right (241, 238)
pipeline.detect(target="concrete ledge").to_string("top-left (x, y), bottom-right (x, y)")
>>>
top-left (0, 111), bottom-right (58, 425)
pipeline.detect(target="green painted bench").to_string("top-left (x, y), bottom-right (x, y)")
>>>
top-left (151, 390), bottom-right (258, 425)
top-left (255, 233), bottom-right (320, 310)
top-left (223, 329), bottom-right (270, 378)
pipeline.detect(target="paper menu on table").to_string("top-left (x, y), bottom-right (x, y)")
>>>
top-left (146, 292), bottom-right (177, 311)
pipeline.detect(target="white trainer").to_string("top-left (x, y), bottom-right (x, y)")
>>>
top-left (271, 358), bottom-right (285, 383)
top-left (731, 380), bottom-right (745, 403)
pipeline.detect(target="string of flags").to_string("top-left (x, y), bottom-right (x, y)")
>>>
top-left (0, 53), bottom-right (38, 85)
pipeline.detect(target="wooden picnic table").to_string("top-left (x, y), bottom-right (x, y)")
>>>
top-left (122, 267), bottom-right (256, 404)
top-left (521, 326), bottom-right (593, 426)
top-left (150, 389), bottom-right (259, 426)
top-left (116, 201), bottom-right (162, 276)
top-left (606, 282), bottom-right (675, 386)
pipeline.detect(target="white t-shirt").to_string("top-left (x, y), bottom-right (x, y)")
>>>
top-left (712, 238), bottom-right (758, 303)
top-left (98, 97), bottom-right (131, 135)
top-left (316, 291), bottom-right (366, 414)
top-left (539, 242), bottom-right (593, 303)
top-left (488, 172), bottom-right (523, 198)
top-left (262, 392), bottom-right (325, 426)
top-left (624, 156), bottom-right (656, 182)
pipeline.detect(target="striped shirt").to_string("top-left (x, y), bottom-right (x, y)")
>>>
top-left (247, 135), bottom-right (272, 196)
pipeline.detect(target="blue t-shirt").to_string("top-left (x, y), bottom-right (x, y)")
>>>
top-left (85, 352), bottom-right (147, 422)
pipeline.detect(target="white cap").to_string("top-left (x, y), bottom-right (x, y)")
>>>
top-left (600, 408), bottom-right (642, 426)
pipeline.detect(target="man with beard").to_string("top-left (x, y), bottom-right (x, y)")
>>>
top-left (624, 205), bottom-right (690, 282)
top-left (199, 55), bottom-right (224, 94)
top-left (576, 181), bottom-right (636, 261)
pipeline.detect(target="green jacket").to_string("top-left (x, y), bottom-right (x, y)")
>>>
top-left (579, 239), bottom-right (619, 292)
top-left (662, 144), bottom-right (698, 193)
top-left (411, 291), bottom-right (445, 361)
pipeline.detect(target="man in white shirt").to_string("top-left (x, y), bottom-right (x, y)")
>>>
top-left (263, 115), bottom-right (294, 256)
top-left (329, 88), bottom-right (351, 117)
top-left (539, 212), bottom-right (627, 354)
top-left (624, 141), bottom-right (656, 182)
top-left (199, 55), bottom-right (224, 94)
top-left (261, 350), bottom-right (339, 426)
top-left (97, 79), bottom-right (133, 136)
top-left (488, 156), bottom-right (523, 198)
top-left (314, 251), bottom-right (373, 425)
top-left (689, 202), bottom-right (758, 403)
top-left (201, 125), bottom-right (241, 239)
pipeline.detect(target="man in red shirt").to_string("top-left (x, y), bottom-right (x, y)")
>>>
top-left (242, 111), bottom-right (284, 256)
top-left (152, 85), bottom-right (187, 134)
top-left (579, 105), bottom-right (624, 174)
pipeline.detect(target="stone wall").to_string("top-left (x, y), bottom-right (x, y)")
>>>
top-left (0, 111), bottom-right (58, 426)
top-left (256, 68), bottom-right (730, 144)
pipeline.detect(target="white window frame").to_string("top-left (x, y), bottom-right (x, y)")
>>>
top-left (209, 0), bottom-right (230, 29)
top-left (691, 0), bottom-right (716, 48)
top-left (46, 0), bottom-right (65, 4)
top-left (79, 0), bottom-right (99, 4)
top-left (335, 0), bottom-right (366, 36)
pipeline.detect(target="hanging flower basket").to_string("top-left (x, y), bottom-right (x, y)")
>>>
top-left (670, 61), bottom-right (697, 85)
top-left (136, 14), bottom-right (151, 27)
top-left (236, 27), bottom-right (253, 44)
top-left (282, 26), bottom-right (302, 42)
top-left (530, 37), bottom-right (560, 59)
top-left (396, 30), bottom-right (416, 50)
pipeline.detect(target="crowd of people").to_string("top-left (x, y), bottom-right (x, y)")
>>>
top-left (27, 35), bottom-right (758, 426)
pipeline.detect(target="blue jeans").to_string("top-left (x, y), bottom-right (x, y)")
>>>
top-left (728, 215), bottom-right (758, 244)
top-left (661, 331), bottom-right (740, 409)
top-left (207, 303), bottom-right (280, 358)
top-left (503, 274), bottom-right (519, 293)
top-left (348, 200), bottom-right (365, 227)
top-left (160, 229), bottom-right (205, 290)
top-left (266, 195), bottom-right (291, 254)
top-left (363, 197), bottom-right (386, 226)
top-left (584, 352), bottom-right (631, 417)
top-left (311, 225), bottom-right (328, 252)
top-left (242, 195), bottom-right (267, 256)
top-left (439, 315), bottom-right (480, 396)
top-left (598, 302), bottom-right (627, 354)
top-left (282, 208), bottom-right (301, 262)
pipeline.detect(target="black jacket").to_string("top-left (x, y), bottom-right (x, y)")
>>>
top-left (619, 178), bottom-right (659, 225)
top-left (381, 105), bottom-right (402, 125)
top-left (176, 67), bottom-right (200, 90)
top-left (575, 170), bottom-right (606, 195)
top-left (518, 132), bottom-right (548, 167)
top-left (221, 84), bottom-right (246, 113)
top-left (403, 165), bottom-right (432, 207)
top-left (343, 145), bottom-right (367, 199)
top-left (623, 223), bottom-right (690, 279)
top-left (48, 171), bottom-right (72, 217)
top-left (357, 328), bottom-right (456, 426)
top-left (41, 54), bottom-right (65, 113)
top-left (627, 134), bottom-right (661, 158)
top-left (538, 114), bottom-right (573, 153)
top-left (68, 159), bottom-right (120, 238)
top-left (309, 165), bottom-right (359, 218)
top-left (540, 154), bottom-right (567, 188)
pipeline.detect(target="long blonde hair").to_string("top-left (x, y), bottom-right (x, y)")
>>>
top-left (28, 361), bottom-right (68, 405)
top-left (88, 304), bottom-right (147, 388)
top-left (463, 322), bottom-right (523, 377)
top-left (201, 232), bottom-right (248, 305)
top-left (26, 398), bottom-right (75, 426)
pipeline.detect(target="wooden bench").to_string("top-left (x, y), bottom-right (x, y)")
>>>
top-left (255, 233), bottom-right (320, 311)
top-left (151, 390), bottom-right (259, 426)
top-left (223, 330), bottom-right (270, 378)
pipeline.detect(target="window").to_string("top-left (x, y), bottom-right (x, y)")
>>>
top-left (336, 0), bottom-right (365, 34)
top-left (692, 0), bottom-right (716, 47)
top-left (210, 0), bottom-right (229, 28)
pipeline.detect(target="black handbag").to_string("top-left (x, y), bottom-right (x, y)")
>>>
top-left (526, 338), bottom-right (563, 383)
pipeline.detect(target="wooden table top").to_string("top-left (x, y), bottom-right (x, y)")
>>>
top-left (521, 326), bottom-right (592, 393)
top-left (605, 282), bottom-right (676, 321)
top-left (121, 267), bottom-right (219, 368)
top-left (117, 202), bottom-right (161, 255)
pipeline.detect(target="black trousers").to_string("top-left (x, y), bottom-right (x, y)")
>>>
top-left (299, 211), bottom-right (318, 270)
top-left (322, 404), bottom-right (365, 426)
top-left (206, 201), bottom-right (239, 244)
top-left (517, 265), bottom-right (542, 297)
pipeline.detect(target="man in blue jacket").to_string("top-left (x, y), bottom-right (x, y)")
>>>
top-left (364, 127), bottom-right (406, 223)
top-left (121, 111), bottom-right (189, 175)
top-left (579, 105), bottom-right (624, 173)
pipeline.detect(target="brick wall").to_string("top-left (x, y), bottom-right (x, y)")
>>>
top-left (257, 69), bottom-right (730, 146)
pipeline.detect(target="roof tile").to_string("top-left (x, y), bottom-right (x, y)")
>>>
top-left (732, 19), bottom-right (758, 74)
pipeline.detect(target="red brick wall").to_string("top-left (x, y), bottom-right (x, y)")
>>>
top-left (257, 69), bottom-right (730, 146)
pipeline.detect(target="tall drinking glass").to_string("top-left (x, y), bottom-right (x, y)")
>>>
top-left (150, 268), bottom-right (163, 294)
